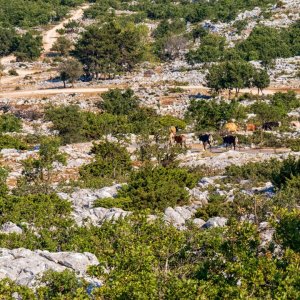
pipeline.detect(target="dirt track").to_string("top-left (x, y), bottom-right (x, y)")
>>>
top-left (1, 84), bottom-right (300, 99)
top-left (42, 4), bottom-right (90, 54)
top-left (0, 4), bottom-right (90, 86)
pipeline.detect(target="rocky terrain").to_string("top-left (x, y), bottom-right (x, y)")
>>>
top-left (0, 0), bottom-right (299, 297)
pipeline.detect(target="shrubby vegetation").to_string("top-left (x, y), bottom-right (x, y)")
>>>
top-left (205, 60), bottom-right (270, 95)
top-left (74, 21), bottom-right (149, 78)
top-left (105, 165), bottom-right (198, 211)
top-left (0, 114), bottom-right (22, 133)
top-left (185, 98), bottom-right (246, 131)
top-left (0, 0), bottom-right (85, 28)
top-left (79, 141), bottom-right (132, 188)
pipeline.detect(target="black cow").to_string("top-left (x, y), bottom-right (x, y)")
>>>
top-left (198, 134), bottom-right (213, 151)
top-left (262, 121), bottom-right (281, 131)
top-left (223, 135), bottom-right (238, 150)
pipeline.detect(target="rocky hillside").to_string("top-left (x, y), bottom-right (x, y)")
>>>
top-left (0, 0), bottom-right (299, 298)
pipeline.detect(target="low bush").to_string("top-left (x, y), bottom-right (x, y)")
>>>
top-left (271, 157), bottom-right (300, 189)
top-left (115, 166), bottom-right (198, 211)
top-left (79, 141), bottom-right (132, 188)
top-left (225, 158), bottom-right (282, 184)
top-left (0, 114), bottom-right (22, 133)
top-left (0, 134), bottom-right (28, 150)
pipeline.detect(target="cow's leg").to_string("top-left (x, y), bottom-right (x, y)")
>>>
top-left (203, 142), bottom-right (207, 151)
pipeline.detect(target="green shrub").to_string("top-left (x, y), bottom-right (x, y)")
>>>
top-left (116, 166), bottom-right (198, 212)
top-left (37, 269), bottom-right (89, 299)
top-left (0, 134), bottom-right (28, 150)
top-left (94, 196), bottom-right (132, 209)
top-left (0, 114), bottom-right (22, 133)
top-left (273, 209), bottom-right (300, 252)
top-left (271, 157), bottom-right (300, 189)
top-left (0, 193), bottom-right (72, 230)
top-left (45, 105), bottom-right (85, 144)
top-left (185, 99), bottom-right (246, 131)
top-left (98, 89), bottom-right (139, 115)
top-left (79, 141), bottom-right (132, 187)
top-left (225, 158), bottom-right (282, 184)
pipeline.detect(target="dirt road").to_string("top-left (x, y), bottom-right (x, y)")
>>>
top-left (42, 3), bottom-right (90, 54)
top-left (0, 87), bottom-right (110, 98)
top-left (1, 84), bottom-right (299, 99)
top-left (0, 4), bottom-right (90, 87)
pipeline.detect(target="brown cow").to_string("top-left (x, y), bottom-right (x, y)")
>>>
top-left (246, 123), bottom-right (256, 132)
top-left (223, 122), bottom-right (238, 133)
top-left (173, 134), bottom-right (187, 148)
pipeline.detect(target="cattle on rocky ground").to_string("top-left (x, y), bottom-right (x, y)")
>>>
top-left (262, 121), bottom-right (281, 131)
top-left (173, 134), bottom-right (187, 148)
top-left (198, 133), bottom-right (213, 151)
top-left (223, 135), bottom-right (238, 150)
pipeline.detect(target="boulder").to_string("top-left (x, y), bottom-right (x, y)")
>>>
top-left (0, 222), bottom-right (23, 235)
top-left (193, 218), bottom-right (206, 228)
top-left (0, 248), bottom-right (99, 287)
top-left (202, 217), bottom-right (228, 229)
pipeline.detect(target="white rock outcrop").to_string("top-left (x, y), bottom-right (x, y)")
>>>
top-left (0, 248), bottom-right (99, 287)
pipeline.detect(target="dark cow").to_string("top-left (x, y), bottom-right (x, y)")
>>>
top-left (223, 135), bottom-right (238, 150)
top-left (174, 134), bottom-right (187, 148)
top-left (262, 121), bottom-right (281, 131)
top-left (198, 134), bottom-right (213, 151)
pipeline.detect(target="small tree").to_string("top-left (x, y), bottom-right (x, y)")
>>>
top-left (18, 137), bottom-right (67, 194)
top-left (98, 89), bottom-right (139, 115)
top-left (51, 36), bottom-right (73, 56)
top-left (15, 32), bottom-right (43, 61)
top-left (253, 69), bottom-right (270, 94)
top-left (58, 58), bottom-right (83, 88)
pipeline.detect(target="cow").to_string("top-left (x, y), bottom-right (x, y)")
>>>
top-left (223, 135), bottom-right (238, 150)
top-left (223, 122), bottom-right (238, 133)
top-left (169, 126), bottom-right (177, 145)
top-left (290, 121), bottom-right (300, 130)
top-left (246, 123), bottom-right (256, 132)
top-left (262, 121), bottom-right (281, 131)
top-left (173, 134), bottom-right (187, 148)
top-left (198, 133), bottom-right (213, 151)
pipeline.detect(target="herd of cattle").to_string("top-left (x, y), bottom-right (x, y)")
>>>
top-left (169, 120), bottom-right (300, 151)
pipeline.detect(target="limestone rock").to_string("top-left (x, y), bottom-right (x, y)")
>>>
top-left (0, 222), bottom-right (23, 235)
top-left (0, 248), bottom-right (99, 287)
top-left (202, 217), bottom-right (228, 229)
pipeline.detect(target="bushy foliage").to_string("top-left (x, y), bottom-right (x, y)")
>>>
top-left (205, 60), bottom-right (270, 94)
top-left (14, 32), bottom-right (43, 61)
top-left (0, 134), bottom-right (28, 150)
top-left (45, 105), bottom-right (85, 144)
top-left (0, 193), bottom-right (72, 231)
top-left (75, 21), bottom-right (148, 77)
top-left (271, 157), bottom-right (300, 189)
top-left (37, 269), bottom-right (89, 299)
top-left (187, 34), bottom-right (226, 63)
top-left (98, 89), bottom-right (139, 115)
top-left (274, 209), bottom-right (300, 252)
top-left (115, 166), bottom-right (198, 211)
top-left (185, 99), bottom-right (246, 131)
top-left (79, 141), bottom-right (132, 187)
top-left (225, 158), bottom-right (283, 184)
top-left (0, 114), bottom-right (22, 133)
top-left (0, 0), bottom-right (84, 28)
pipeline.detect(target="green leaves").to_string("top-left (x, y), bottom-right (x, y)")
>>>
top-left (116, 166), bottom-right (198, 211)
top-left (99, 89), bottom-right (139, 116)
